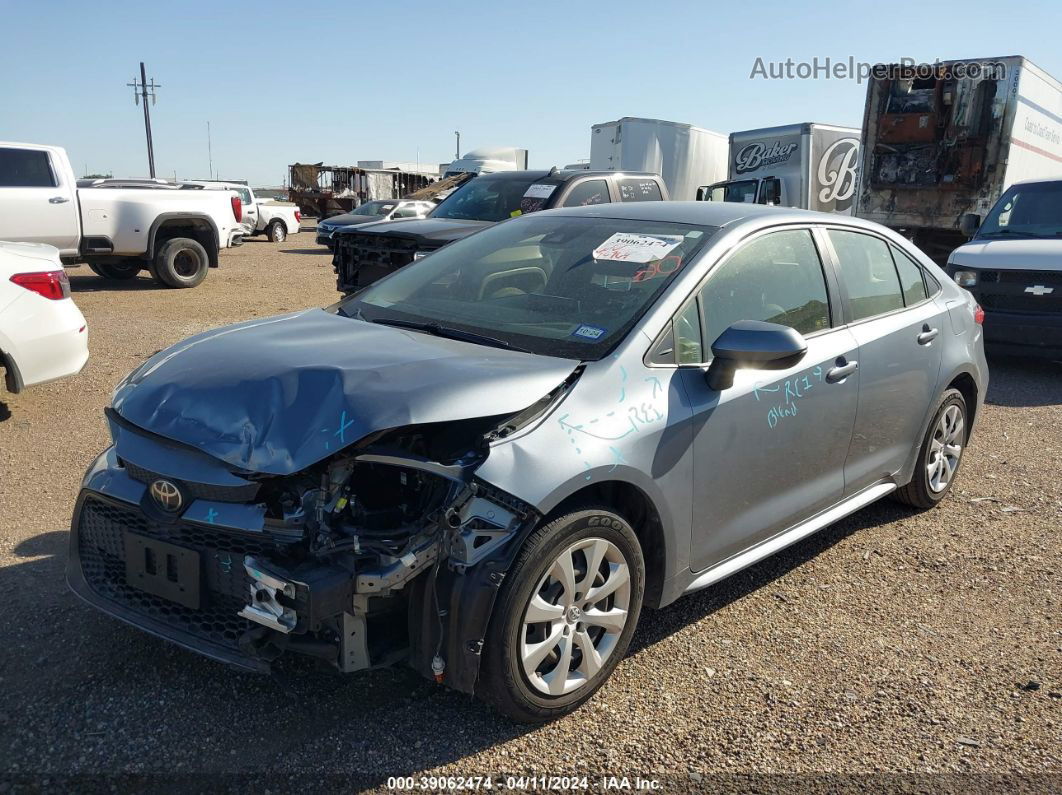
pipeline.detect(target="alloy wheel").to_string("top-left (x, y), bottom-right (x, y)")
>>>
top-left (927, 404), bottom-right (964, 493)
top-left (520, 537), bottom-right (631, 696)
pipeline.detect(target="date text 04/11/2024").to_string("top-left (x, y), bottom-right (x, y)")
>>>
top-left (385, 775), bottom-right (663, 790)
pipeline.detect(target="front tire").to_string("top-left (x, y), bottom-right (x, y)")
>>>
top-left (479, 507), bottom-right (644, 723)
top-left (87, 262), bottom-right (142, 280)
top-left (152, 238), bottom-right (209, 288)
top-left (268, 221), bottom-right (287, 243)
top-left (894, 388), bottom-right (968, 508)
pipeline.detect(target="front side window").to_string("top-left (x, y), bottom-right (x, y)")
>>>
top-left (698, 229), bottom-right (831, 349)
top-left (352, 200), bottom-right (395, 216)
top-left (561, 179), bottom-right (610, 207)
top-left (0, 148), bottom-right (57, 188)
top-left (827, 229), bottom-right (904, 321)
top-left (340, 216), bottom-right (718, 360)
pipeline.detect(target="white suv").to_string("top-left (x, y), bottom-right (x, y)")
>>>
top-left (0, 241), bottom-right (88, 393)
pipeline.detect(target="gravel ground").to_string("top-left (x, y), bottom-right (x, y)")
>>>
top-left (0, 227), bottom-right (1059, 791)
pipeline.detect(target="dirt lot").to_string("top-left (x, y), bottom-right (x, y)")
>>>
top-left (1, 228), bottom-right (1059, 790)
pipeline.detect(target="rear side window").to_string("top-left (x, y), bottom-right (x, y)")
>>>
top-left (0, 148), bottom-right (57, 188)
top-left (617, 178), bottom-right (663, 202)
top-left (890, 244), bottom-right (929, 305)
top-left (827, 230), bottom-right (904, 321)
top-left (698, 228), bottom-right (830, 349)
top-left (561, 179), bottom-right (611, 207)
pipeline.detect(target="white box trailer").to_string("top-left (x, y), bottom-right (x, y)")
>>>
top-left (697, 123), bottom-right (861, 214)
top-left (856, 55), bottom-right (1062, 262)
top-left (589, 117), bottom-right (728, 200)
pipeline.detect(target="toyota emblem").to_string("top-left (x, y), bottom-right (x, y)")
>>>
top-left (150, 479), bottom-right (183, 512)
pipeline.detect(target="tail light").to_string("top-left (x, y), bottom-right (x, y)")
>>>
top-left (295, 210), bottom-right (302, 223)
top-left (231, 195), bottom-right (243, 223)
top-left (973, 303), bottom-right (985, 324)
top-left (10, 270), bottom-right (70, 300)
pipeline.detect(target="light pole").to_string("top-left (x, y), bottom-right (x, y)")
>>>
top-left (455, 131), bottom-right (460, 160)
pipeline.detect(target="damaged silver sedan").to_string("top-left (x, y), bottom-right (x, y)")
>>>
top-left (69, 202), bottom-right (986, 721)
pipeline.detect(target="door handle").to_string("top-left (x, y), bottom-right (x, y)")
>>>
top-left (825, 358), bottom-right (858, 383)
top-left (917, 325), bottom-right (939, 345)
top-left (49, 196), bottom-right (70, 204)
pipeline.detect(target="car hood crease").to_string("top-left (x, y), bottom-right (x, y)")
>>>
top-left (112, 309), bottom-right (579, 475)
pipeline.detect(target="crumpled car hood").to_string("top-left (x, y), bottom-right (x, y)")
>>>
top-left (112, 309), bottom-right (578, 475)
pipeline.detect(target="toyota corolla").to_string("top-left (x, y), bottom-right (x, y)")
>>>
top-left (68, 202), bottom-right (987, 722)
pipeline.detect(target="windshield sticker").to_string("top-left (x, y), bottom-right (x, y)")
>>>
top-left (571, 324), bottom-right (607, 341)
top-left (523, 183), bottom-right (557, 199)
top-left (509, 209), bottom-right (523, 217)
top-left (592, 233), bottom-right (684, 264)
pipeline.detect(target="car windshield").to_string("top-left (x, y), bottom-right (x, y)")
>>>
top-left (430, 175), bottom-right (548, 222)
top-left (352, 201), bottom-right (396, 216)
top-left (713, 180), bottom-right (758, 203)
top-left (337, 215), bottom-right (718, 360)
top-left (978, 182), bottom-right (1062, 238)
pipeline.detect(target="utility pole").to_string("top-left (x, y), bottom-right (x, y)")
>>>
top-left (127, 62), bottom-right (160, 178)
top-left (454, 131), bottom-right (460, 160)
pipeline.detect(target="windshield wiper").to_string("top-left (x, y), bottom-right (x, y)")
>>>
top-left (370, 317), bottom-right (529, 352)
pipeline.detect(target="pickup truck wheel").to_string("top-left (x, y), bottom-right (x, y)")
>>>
top-left (88, 262), bottom-right (142, 280)
top-left (267, 221), bottom-right (287, 243)
top-left (479, 507), bottom-right (644, 723)
top-left (153, 238), bottom-right (209, 288)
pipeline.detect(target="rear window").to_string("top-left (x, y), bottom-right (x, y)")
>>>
top-left (0, 148), bottom-right (57, 188)
top-left (618, 178), bottom-right (663, 202)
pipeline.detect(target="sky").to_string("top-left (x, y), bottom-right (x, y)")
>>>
top-left (2, 0), bottom-right (1060, 186)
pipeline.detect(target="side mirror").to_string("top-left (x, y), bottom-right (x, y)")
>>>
top-left (705, 320), bottom-right (808, 391)
top-left (959, 213), bottom-right (981, 238)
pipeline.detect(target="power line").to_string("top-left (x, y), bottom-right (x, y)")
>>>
top-left (127, 62), bottom-right (161, 178)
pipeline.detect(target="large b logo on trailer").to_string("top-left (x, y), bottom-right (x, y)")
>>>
top-left (817, 137), bottom-right (860, 209)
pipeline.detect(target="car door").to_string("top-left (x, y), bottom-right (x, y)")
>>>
top-left (665, 226), bottom-right (860, 572)
top-left (821, 228), bottom-right (946, 493)
top-left (236, 187), bottom-right (258, 233)
top-left (0, 146), bottom-right (79, 254)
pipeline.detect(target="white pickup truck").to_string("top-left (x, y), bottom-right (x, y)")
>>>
top-left (181, 181), bottom-right (302, 243)
top-left (0, 142), bottom-right (246, 288)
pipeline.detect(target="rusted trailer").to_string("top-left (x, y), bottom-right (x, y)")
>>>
top-left (855, 56), bottom-right (1062, 263)
top-left (288, 163), bottom-right (436, 218)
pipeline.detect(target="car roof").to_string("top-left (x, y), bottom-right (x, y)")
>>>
top-left (476, 169), bottom-right (659, 184)
top-left (531, 200), bottom-right (893, 232)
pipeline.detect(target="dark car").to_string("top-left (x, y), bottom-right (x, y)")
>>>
top-left (331, 169), bottom-right (668, 293)
top-left (315, 199), bottom-right (435, 249)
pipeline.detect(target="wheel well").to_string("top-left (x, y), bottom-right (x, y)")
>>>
top-left (544, 481), bottom-right (667, 608)
top-left (153, 219), bottom-right (219, 267)
top-left (948, 372), bottom-right (979, 436)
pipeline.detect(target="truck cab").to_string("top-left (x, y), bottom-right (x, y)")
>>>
top-left (947, 179), bottom-right (1062, 357)
top-left (331, 169), bottom-right (668, 293)
top-left (697, 176), bottom-right (785, 206)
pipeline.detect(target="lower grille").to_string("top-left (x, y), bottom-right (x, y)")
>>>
top-left (980, 292), bottom-right (1062, 314)
top-left (333, 233), bottom-right (418, 291)
top-left (76, 495), bottom-right (285, 650)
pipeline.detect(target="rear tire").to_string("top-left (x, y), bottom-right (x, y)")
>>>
top-left (893, 388), bottom-right (967, 509)
top-left (87, 262), bottom-right (141, 280)
top-left (479, 507), bottom-right (644, 723)
top-left (152, 238), bottom-right (209, 288)
top-left (268, 221), bottom-right (287, 243)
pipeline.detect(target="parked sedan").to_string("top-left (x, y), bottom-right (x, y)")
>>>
top-left (68, 202), bottom-right (986, 722)
top-left (0, 242), bottom-right (88, 394)
top-left (315, 199), bottom-right (434, 249)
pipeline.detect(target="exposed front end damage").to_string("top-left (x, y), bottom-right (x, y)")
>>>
top-left (67, 374), bottom-right (586, 691)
